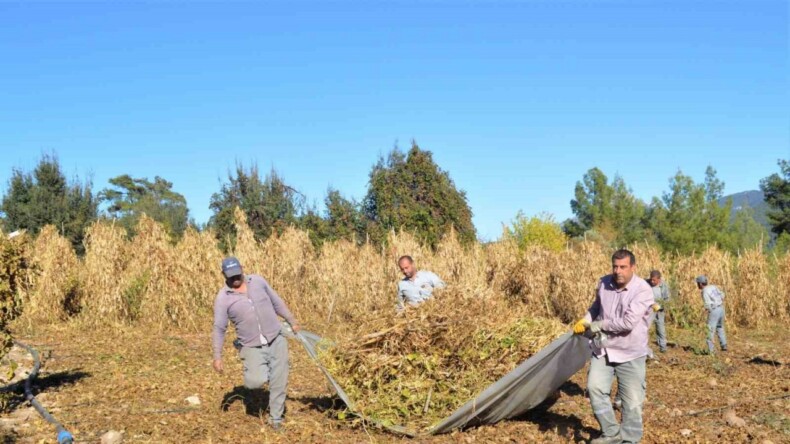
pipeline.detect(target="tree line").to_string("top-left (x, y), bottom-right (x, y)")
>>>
top-left (562, 163), bottom-right (790, 254)
top-left (1, 146), bottom-right (788, 255)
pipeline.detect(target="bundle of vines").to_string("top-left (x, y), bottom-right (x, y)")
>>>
top-left (317, 288), bottom-right (567, 430)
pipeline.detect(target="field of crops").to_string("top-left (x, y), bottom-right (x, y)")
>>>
top-left (1, 212), bottom-right (789, 442)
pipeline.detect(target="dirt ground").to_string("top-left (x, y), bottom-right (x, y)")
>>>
top-left (1, 322), bottom-right (787, 444)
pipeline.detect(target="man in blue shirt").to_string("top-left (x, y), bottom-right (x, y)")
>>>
top-left (396, 255), bottom-right (445, 310)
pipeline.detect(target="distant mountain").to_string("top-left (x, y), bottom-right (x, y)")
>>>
top-left (719, 190), bottom-right (770, 228)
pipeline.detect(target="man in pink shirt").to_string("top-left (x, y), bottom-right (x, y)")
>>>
top-left (573, 249), bottom-right (654, 444)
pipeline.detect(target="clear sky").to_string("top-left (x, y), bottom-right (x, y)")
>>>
top-left (0, 1), bottom-right (787, 240)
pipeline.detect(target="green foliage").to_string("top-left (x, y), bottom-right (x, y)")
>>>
top-left (729, 205), bottom-right (769, 252)
top-left (609, 176), bottom-right (649, 246)
top-left (122, 270), bottom-right (150, 322)
top-left (773, 232), bottom-right (790, 255)
top-left (648, 167), bottom-right (733, 254)
top-left (298, 206), bottom-right (329, 248)
top-left (568, 167), bottom-right (614, 235)
top-left (0, 154), bottom-right (97, 254)
top-left (209, 164), bottom-right (305, 251)
top-left (100, 175), bottom-right (189, 239)
top-left (505, 212), bottom-right (567, 252)
top-left (563, 165), bottom-right (775, 255)
top-left (324, 188), bottom-right (364, 243)
top-left (760, 159), bottom-right (790, 236)
top-left (362, 142), bottom-right (475, 247)
top-left (564, 168), bottom-right (647, 247)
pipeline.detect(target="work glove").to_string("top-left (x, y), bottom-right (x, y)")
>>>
top-left (651, 303), bottom-right (661, 312)
top-left (589, 321), bottom-right (604, 334)
top-left (573, 319), bottom-right (589, 334)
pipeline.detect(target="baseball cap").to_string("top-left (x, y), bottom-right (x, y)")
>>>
top-left (221, 257), bottom-right (243, 278)
top-left (695, 275), bottom-right (708, 284)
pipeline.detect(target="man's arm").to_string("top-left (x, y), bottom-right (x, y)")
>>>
top-left (661, 282), bottom-right (670, 301)
top-left (701, 287), bottom-right (714, 310)
top-left (212, 295), bottom-right (228, 361)
top-left (396, 285), bottom-right (406, 310)
top-left (601, 286), bottom-right (653, 333)
top-left (263, 279), bottom-right (299, 327)
top-left (583, 281), bottom-right (603, 323)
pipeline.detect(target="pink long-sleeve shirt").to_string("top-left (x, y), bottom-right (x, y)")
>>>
top-left (584, 274), bottom-right (654, 363)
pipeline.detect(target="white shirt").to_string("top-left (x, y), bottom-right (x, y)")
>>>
top-left (396, 270), bottom-right (445, 309)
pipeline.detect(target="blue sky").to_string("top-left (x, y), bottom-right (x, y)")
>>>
top-left (0, 1), bottom-right (787, 240)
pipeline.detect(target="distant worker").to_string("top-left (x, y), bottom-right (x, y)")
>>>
top-left (648, 270), bottom-right (670, 353)
top-left (573, 249), bottom-right (654, 444)
top-left (212, 257), bottom-right (301, 432)
top-left (396, 255), bottom-right (445, 310)
top-left (696, 275), bottom-right (727, 354)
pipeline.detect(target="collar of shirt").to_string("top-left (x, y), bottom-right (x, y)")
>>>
top-left (224, 276), bottom-right (253, 295)
top-left (605, 275), bottom-right (634, 292)
top-left (403, 271), bottom-right (422, 282)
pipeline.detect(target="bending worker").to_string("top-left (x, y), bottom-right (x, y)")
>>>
top-left (696, 275), bottom-right (727, 354)
top-left (396, 255), bottom-right (445, 310)
top-left (573, 249), bottom-right (654, 444)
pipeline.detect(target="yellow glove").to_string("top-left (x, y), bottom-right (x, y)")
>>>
top-left (651, 303), bottom-right (661, 312)
top-left (573, 319), bottom-right (589, 334)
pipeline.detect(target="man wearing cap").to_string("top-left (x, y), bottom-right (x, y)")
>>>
top-left (396, 255), bottom-right (446, 310)
top-left (696, 275), bottom-right (727, 353)
top-left (212, 257), bottom-right (301, 431)
top-left (572, 249), bottom-right (654, 444)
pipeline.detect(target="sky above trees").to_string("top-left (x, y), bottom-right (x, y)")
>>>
top-left (0, 1), bottom-right (787, 240)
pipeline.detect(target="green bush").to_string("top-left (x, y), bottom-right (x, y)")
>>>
top-left (505, 212), bottom-right (567, 252)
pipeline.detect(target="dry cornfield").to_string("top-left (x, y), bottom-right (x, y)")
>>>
top-left (8, 215), bottom-right (789, 332)
top-left (3, 216), bottom-right (790, 443)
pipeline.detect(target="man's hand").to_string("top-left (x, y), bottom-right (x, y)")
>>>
top-left (291, 324), bottom-right (301, 333)
top-left (651, 303), bottom-right (661, 312)
top-left (589, 321), bottom-right (604, 334)
top-left (212, 359), bottom-right (224, 373)
top-left (573, 319), bottom-right (589, 334)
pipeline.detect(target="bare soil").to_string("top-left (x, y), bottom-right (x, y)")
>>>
top-left (1, 323), bottom-right (787, 443)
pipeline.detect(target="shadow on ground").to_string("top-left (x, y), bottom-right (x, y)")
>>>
top-left (748, 356), bottom-right (782, 366)
top-left (296, 393), bottom-right (346, 415)
top-left (220, 385), bottom-right (271, 418)
top-left (512, 381), bottom-right (598, 443)
top-left (1, 370), bottom-right (90, 412)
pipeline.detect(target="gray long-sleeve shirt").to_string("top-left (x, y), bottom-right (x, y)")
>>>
top-left (396, 270), bottom-right (445, 309)
top-left (651, 281), bottom-right (670, 303)
top-left (212, 274), bottom-right (297, 360)
top-left (701, 284), bottom-right (725, 311)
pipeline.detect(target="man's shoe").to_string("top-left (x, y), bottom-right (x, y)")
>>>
top-left (270, 421), bottom-right (284, 433)
top-left (591, 434), bottom-right (622, 444)
top-left (659, 347), bottom-right (667, 353)
top-left (721, 347), bottom-right (728, 352)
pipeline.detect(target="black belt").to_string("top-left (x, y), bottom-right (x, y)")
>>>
top-left (244, 332), bottom-right (281, 349)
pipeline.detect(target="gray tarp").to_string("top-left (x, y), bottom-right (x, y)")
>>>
top-left (294, 330), bottom-right (591, 437)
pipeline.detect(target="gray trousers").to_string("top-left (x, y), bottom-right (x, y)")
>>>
top-left (648, 311), bottom-right (667, 350)
top-left (706, 306), bottom-right (727, 352)
top-left (588, 355), bottom-right (647, 443)
top-left (239, 334), bottom-right (289, 423)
